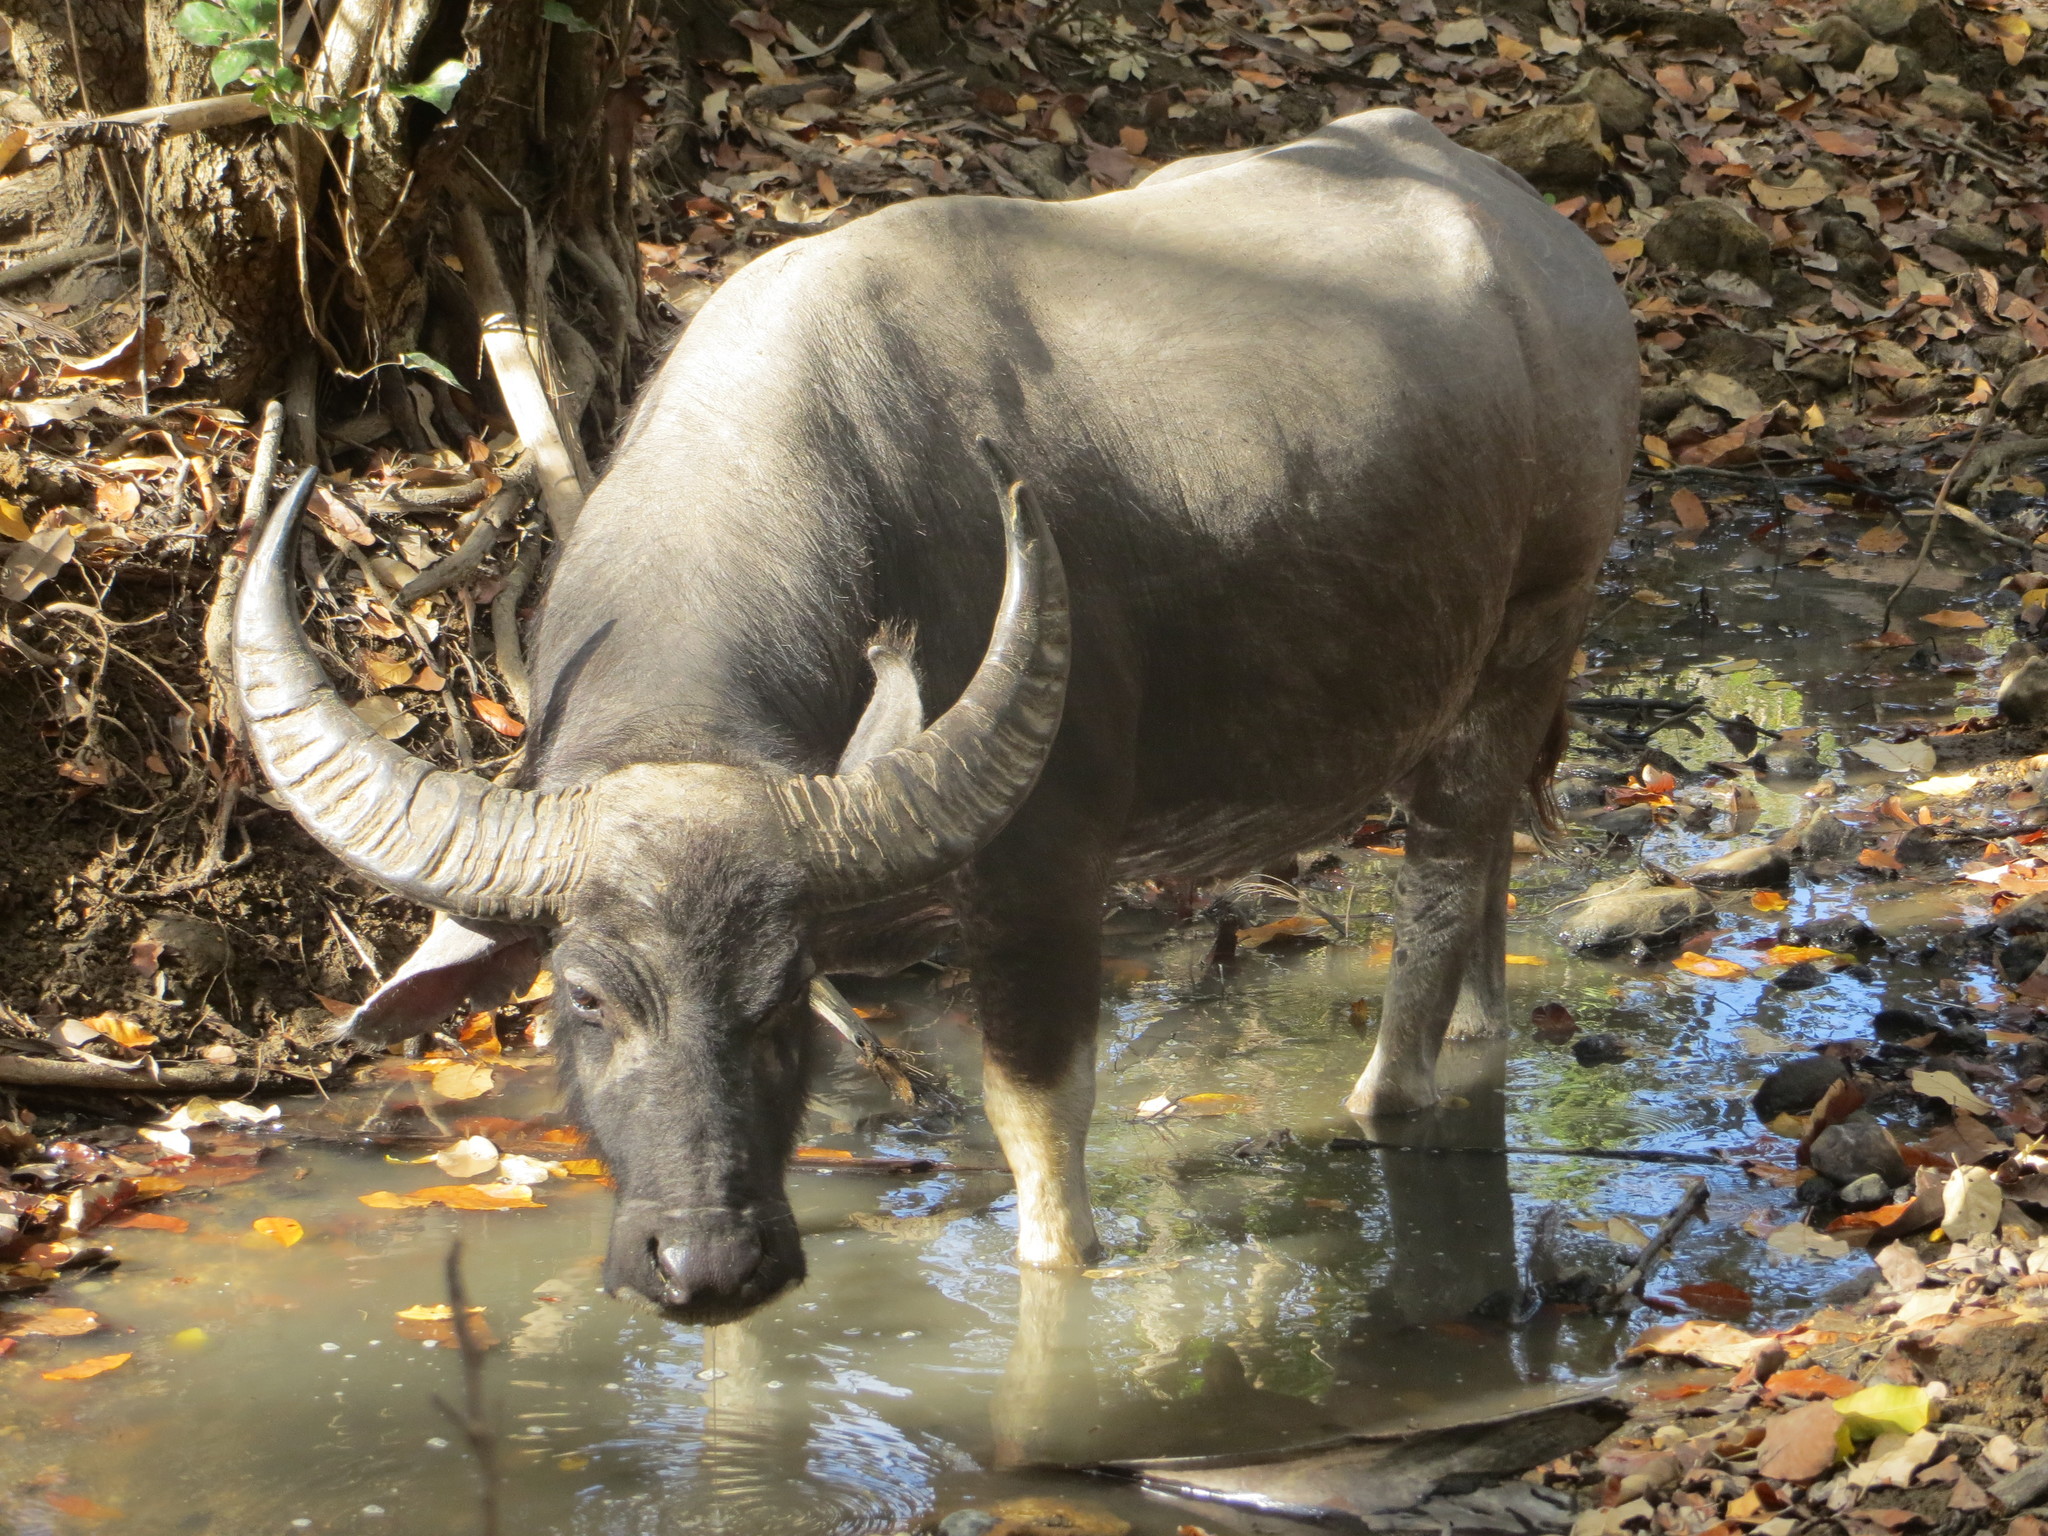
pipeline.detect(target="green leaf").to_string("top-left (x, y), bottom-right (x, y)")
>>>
top-left (173, 2), bottom-right (239, 47)
top-left (209, 37), bottom-right (278, 89)
top-left (388, 58), bottom-right (469, 113)
top-left (334, 100), bottom-right (363, 139)
top-left (222, 0), bottom-right (277, 30)
top-left (399, 351), bottom-right (463, 389)
top-left (541, 1), bottom-right (599, 33)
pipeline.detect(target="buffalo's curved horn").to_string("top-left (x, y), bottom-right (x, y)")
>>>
top-left (775, 474), bottom-right (1069, 907)
top-left (232, 468), bottom-right (590, 921)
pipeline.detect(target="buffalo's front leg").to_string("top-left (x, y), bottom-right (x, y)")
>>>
top-left (957, 853), bottom-right (1105, 1268)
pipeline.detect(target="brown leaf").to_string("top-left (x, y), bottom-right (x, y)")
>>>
top-left (470, 697), bottom-right (526, 738)
top-left (1756, 1400), bottom-right (1844, 1481)
top-left (1671, 488), bottom-right (1709, 532)
top-left (1919, 609), bottom-right (1988, 629)
top-left (101, 1211), bottom-right (189, 1234)
top-left (431, 1063), bottom-right (495, 1100)
top-left (1858, 525), bottom-right (1910, 554)
top-left (1530, 1002), bottom-right (1577, 1042)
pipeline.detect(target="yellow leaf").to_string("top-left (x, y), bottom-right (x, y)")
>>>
top-left (1171, 1092), bottom-right (1253, 1116)
top-left (1833, 1383), bottom-right (1931, 1440)
top-left (80, 1012), bottom-right (156, 1049)
top-left (359, 1183), bottom-right (541, 1211)
top-left (1910, 1069), bottom-right (1993, 1116)
top-left (431, 1063), bottom-right (495, 1100)
top-left (1764, 945), bottom-right (1836, 965)
top-left (0, 498), bottom-right (29, 541)
top-left (252, 1217), bottom-right (303, 1248)
top-left (1604, 237), bottom-right (1644, 263)
top-left (1632, 588), bottom-right (1680, 607)
top-left (361, 650), bottom-right (414, 688)
top-left (395, 1304), bottom-right (454, 1321)
top-left (1919, 609), bottom-right (1987, 629)
top-left (41, 1352), bottom-right (132, 1381)
top-left (560, 1159), bottom-right (610, 1177)
top-left (1672, 953), bottom-right (1750, 979)
top-left (1751, 890), bottom-right (1789, 912)
top-left (1504, 954), bottom-right (1546, 965)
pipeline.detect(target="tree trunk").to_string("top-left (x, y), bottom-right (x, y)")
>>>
top-left (1, 0), bottom-right (647, 434)
top-left (0, 0), bottom-right (144, 240)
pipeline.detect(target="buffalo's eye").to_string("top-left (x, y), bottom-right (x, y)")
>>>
top-left (566, 984), bottom-right (604, 1021)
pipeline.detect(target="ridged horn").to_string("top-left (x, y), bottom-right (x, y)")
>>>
top-left (774, 470), bottom-right (1070, 908)
top-left (232, 467), bottom-right (590, 921)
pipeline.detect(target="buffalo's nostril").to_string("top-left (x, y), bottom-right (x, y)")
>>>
top-left (655, 1231), bottom-right (764, 1308)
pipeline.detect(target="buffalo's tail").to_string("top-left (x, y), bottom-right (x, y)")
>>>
top-left (1529, 699), bottom-right (1569, 835)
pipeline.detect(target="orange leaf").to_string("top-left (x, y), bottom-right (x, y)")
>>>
top-left (79, 1012), bottom-right (155, 1049)
top-left (359, 1182), bottom-right (541, 1211)
top-left (1671, 488), bottom-right (1709, 532)
top-left (793, 1147), bottom-right (856, 1162)
top-left (2, 1307), bottom-right (100, 1338)
top-left (1764, 945), bottom-right (1836, 965)
top-left (131, 1176), bottom-right (186, 1199)
top-left (1673, 953), bottom-right (1750, 979)
top-left (1751, 890), bottom-right (1789, 912)
top-left (471, 696), bottom-right (526, 737)
top-left (1920, 609), bottom-right (1988, 629)
top-left (42, 1493), bottom-right (124, 1519)
top-left (101, 1211), bottom-right (188, 1233)
top-left (560, 1159), bottom-right (610, 1178)
top-left (1766, 1366), bottom-right (1860, 1399)
top-left (41, 1352), bottom-right (132, 1381)
top-left (252, 1217), bottom-right (304, 1248)
top-left (1859, 847), bottom-right (1904, 872)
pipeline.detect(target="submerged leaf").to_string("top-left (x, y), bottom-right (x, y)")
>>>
top-left (252, 1217), bottom-right (303, 1248)
top-left (41, 1352), bottom-right (131, 1381)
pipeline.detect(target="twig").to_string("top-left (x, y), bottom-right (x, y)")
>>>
top-left (1327, 1136), bottom-right (1727, 1167)
top-left (397, 466), bottom-right (535, 603)
top-left (1881, 405), bottom-right (1995, 636)
top-left (30, 92), bottom-right (269, 147)
top-left (0, 240), bottom-right (134, 292)
top-left (433, 1241), bottom-right (501, 1536)
top-left (1594, 1177), bottom-right (1709, 1313)
top-left (0, 1052), bottom-right (259, 1093)
top-left (450, 205), bottom-right (584, 539)
top-left (808, 976), bottom-right (952, 1107)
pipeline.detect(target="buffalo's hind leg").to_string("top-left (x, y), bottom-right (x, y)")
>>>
top-left (1346, 650), bottom-right (1569, 1118)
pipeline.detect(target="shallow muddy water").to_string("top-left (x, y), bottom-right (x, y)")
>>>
top-left (0, 503), bottom-right (2027, 1535)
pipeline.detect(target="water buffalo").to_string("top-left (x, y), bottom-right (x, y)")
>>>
top-left (234, 107), bottom-right (1635, 1322)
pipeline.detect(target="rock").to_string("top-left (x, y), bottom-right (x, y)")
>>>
top-left (1785, 806), bottom-right (1867, 868)
top-left (1572, 1032), bottom-right (1631, 1066)
top-left (1639, 383), bottom-right (1689, 426)
top-left (1848, 0), bottom-right (1962, 67)
top-left (1820, 215), bottom-right (1893, 290)
top-left (1931, 1321), bottom-right (2048, 1436)
top-left (1753, 1054), bottom-right (1851, 1122)
top-left (1757, 53), bottom-right (1814, 98)
top-left (986, 1498), bottom-right (1133, 1536)
top-left (1999, 934), bottom-right (2048, 987)
top-left (1919, 80), bottom-right (1993, 125)
top-left (1810, 1120), bottom-right (1909, 1188)
top-left (1789, 352), bottom-right (1852, 393)
top-left (2003, 656), bottom-right (2048, 727)
top-left (1996, 893), bottom-right (2048, 935)
top-left (143, 913), bottom-right (233, 976)
top-left (1838, 1173), bottom-right (1891, 1209)
top-left (1814, 13), bottom-right (1875, 68)
top-left (1759, 744), bottom-right (1822, 780)
top-left (1563, 67), bottom-right (1654, 136)
top-left (1557, 879), bottom-right (1715, 954)
top-left (1865, 43), bottom-right (1927, 96)
top-left (1792, 913), bottom-right (1883, 951)
top-left (1684, 844), bottom-right (1790, 889)
top-left (1646, 200), bottom-right (1773, 284)
top-left (1773, 960), bottom-right (1829, 991)
top-left (1556, 778), bottom-right (1613, 814)
top-left (938, 1513), bottom-right (1003, 1536)
top-left (2002, 358), bottom-right (2048, 421)
top-left (1849, 0), bottom-right (1916, 35)
top-left (1458, 102), bottom-right (1605, 195)
top-left (1586, 0), bottom-right (1744, 50)
top-left (1586, 804), bottom-right (1655, 839)
top-left (1937, 220), bottom-right (2013, 266)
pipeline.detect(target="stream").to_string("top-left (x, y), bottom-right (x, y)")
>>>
top-left (0, 494), bottom-right (2026, 1535)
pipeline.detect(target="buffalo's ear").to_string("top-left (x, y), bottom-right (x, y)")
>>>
top-left (343, 914), bottom-right (545, 1045)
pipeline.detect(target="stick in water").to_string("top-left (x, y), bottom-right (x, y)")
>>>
top-left (434, 1241), bottom-right (500, 1536)
top-left (1327, 1136), bottom-right (1726, 1167)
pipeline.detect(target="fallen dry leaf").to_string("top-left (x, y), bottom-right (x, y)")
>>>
top-left (431, 1063), bottom-right (495, 1100)
top-left (1756, 1399), bottom-right (1843, 1481)
top-left (251, 1217), bottom-right (303, 1248)
top-left (1672, 953), bottom-right (1749, 980)
top-left (360, 1182), bottom-right (542, 1211)
top-left (2, 1308), bottom-right (100, 1338)
top-left (40, 1352), bottom-right (132, 1381)
top-left (78, 1012), bottom-right (155, 1049)
top-left (471, 696), bottom-right (525, 737)
top-left (1919, 609), bottom-right (1988, 630)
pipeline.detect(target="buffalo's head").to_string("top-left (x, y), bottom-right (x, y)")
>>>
top-left (230, 464), bottom-right (1066, 1323)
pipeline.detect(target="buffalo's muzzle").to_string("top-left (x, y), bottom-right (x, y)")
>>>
top-left (608, 1203), bottom-right (803, 1323)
